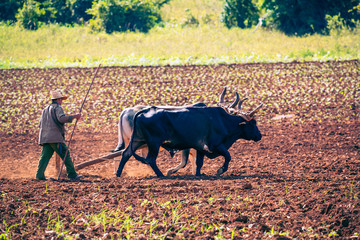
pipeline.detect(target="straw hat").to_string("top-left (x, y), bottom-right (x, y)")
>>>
top-left (50, 90), bottom-right (68, 100)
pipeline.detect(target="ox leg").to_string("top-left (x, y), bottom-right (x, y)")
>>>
top-left (189, 149), bottom-right (196, 175)
top-left (166, 149), bottom-right (190, 176)
top-left (116, 140), bottom-right (145, 177)
top-left (216, 145), bottom-right (231, 175)
top-left (116, 147), bottom-right (131, 177)
top-left (195, 151), bottom-right (204, 176)
top-left (146, 146), bottom-right (164, 177)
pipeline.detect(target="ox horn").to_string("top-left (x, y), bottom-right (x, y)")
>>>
top-left (237, 97), bottom-right (248, 110)
top-left (249, 103), bottom-right (263, 117)
top-left (219, 87), bottom-right (226, 104)
top-left (229, 92), bottom-right (240, 108)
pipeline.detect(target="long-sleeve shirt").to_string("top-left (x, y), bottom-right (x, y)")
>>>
top-left (38, 103), bottom-right (74, 145)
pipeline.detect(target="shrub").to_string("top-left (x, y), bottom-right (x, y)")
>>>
top-left (16, 0), bottom-right (43, 30)
top-left (13, 0), bottom-right (100, 28)
top-left (221, 0), bottom-right (259, 29)
top-left (326, 14), bottom-right (346, 36)
top-left (87, 0), bottom-right (168, 33)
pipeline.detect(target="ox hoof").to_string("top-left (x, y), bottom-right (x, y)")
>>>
top-left (216, 168), bottom-right (224, 175)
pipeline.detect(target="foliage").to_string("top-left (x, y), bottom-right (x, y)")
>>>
top-left (41, 0), bottom-right (73, 25)
top-left (16, 0), bottom-right (43, 30)
top-left (87, 0), bottom-right (168, 33)
top-left (15, 0), bottom-right (75, 28)
top-left (86, 0), bottom-right (125, 33)
top-left (70, 0), bottom-right (93, 24)
top-left (2, 0), bottom-right (360, 36)
top-left (6, 0), bottom-right (103, 29)
top-left (221, 0), bottom-right (259, 29)
top-left (261, 0), bottom-right (360, 36)
top-left (326, 14), bottom-right (346, 36)
top-left (36, 0), bottom-right (94, 25)
top-left (0, 0), bottom-right (26, 23)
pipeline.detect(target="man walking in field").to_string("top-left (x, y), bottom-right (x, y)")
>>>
top-left (36, 90), bottom-right (82, 180)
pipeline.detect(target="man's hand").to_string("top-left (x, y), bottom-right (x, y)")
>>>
top-left (73, 113), bottom-right (81, 120)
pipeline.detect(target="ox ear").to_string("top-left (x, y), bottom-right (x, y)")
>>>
top-left (219, 87), bottom-right (226, 104)
top-left (249, 103), bottom-right (263, 117)
top-left (229, 92), bottom-right (240, 108)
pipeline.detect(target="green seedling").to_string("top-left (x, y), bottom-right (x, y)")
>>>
top-left (0, 220), bottom-right (18, 240)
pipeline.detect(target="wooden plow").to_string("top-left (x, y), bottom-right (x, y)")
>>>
top-left (54, 149), bottom-right (197, 176)
top-left (54, 151), bottom-right (123, 176)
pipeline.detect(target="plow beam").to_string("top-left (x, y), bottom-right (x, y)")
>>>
top-left (75, 151), bottom-right (122, 171)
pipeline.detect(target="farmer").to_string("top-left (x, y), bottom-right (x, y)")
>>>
top-left (36, 89), bottom-right (83, 180)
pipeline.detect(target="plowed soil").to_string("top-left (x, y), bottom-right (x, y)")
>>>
top-left (1, 61), bottom-right (359, 239)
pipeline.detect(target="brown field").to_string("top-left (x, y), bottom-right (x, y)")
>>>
top-left (0, 61), bottom-right (359, 239)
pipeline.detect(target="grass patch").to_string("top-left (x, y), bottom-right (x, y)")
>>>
top-left (0, 22), bottom-right (359, 69)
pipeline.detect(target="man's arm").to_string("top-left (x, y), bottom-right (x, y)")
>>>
top-left (55, 106), bottom-right (81, 123)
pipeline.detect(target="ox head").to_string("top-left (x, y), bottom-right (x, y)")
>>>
top-left (218, 87), bottom-right (262, 142)
top-left (237, 103), bottom-right (262, 142)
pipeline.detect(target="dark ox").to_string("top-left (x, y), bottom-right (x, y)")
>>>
top-left (115, 98), bottom-right (262, 177)
top-left (113, 103), bottom-right (206, 176)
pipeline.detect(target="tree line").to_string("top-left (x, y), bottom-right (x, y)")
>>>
top-left (1, 0), bottom-right (359, 35)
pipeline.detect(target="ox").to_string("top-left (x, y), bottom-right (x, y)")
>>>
top-left (112, 87), bottom-right (241, 176)
top-left (113, 103), bottom-right (205, 176)
top-left (115, 96), bottom-right (262, 177)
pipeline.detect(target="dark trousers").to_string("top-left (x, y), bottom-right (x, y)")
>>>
top-left (36, 143), bottom-right (77, 179)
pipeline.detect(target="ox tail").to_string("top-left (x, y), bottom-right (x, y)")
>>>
top-left (129, 107), bottom-right (154, 165)
top-left (113, 110), bottom-right (126, 152)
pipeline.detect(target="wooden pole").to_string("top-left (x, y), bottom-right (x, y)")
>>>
top-left (57, 64), bottom-right (101, 180)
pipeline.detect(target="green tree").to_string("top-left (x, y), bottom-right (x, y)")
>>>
top-left (87, 0), bottom-right (168, 33)
top-left (221, 0), bottom-right (259, 29)
top-left (262, 0), bottom-right (360, 35)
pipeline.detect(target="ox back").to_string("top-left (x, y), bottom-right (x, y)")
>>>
top-left (116, 106), bottom-right (262, 177)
